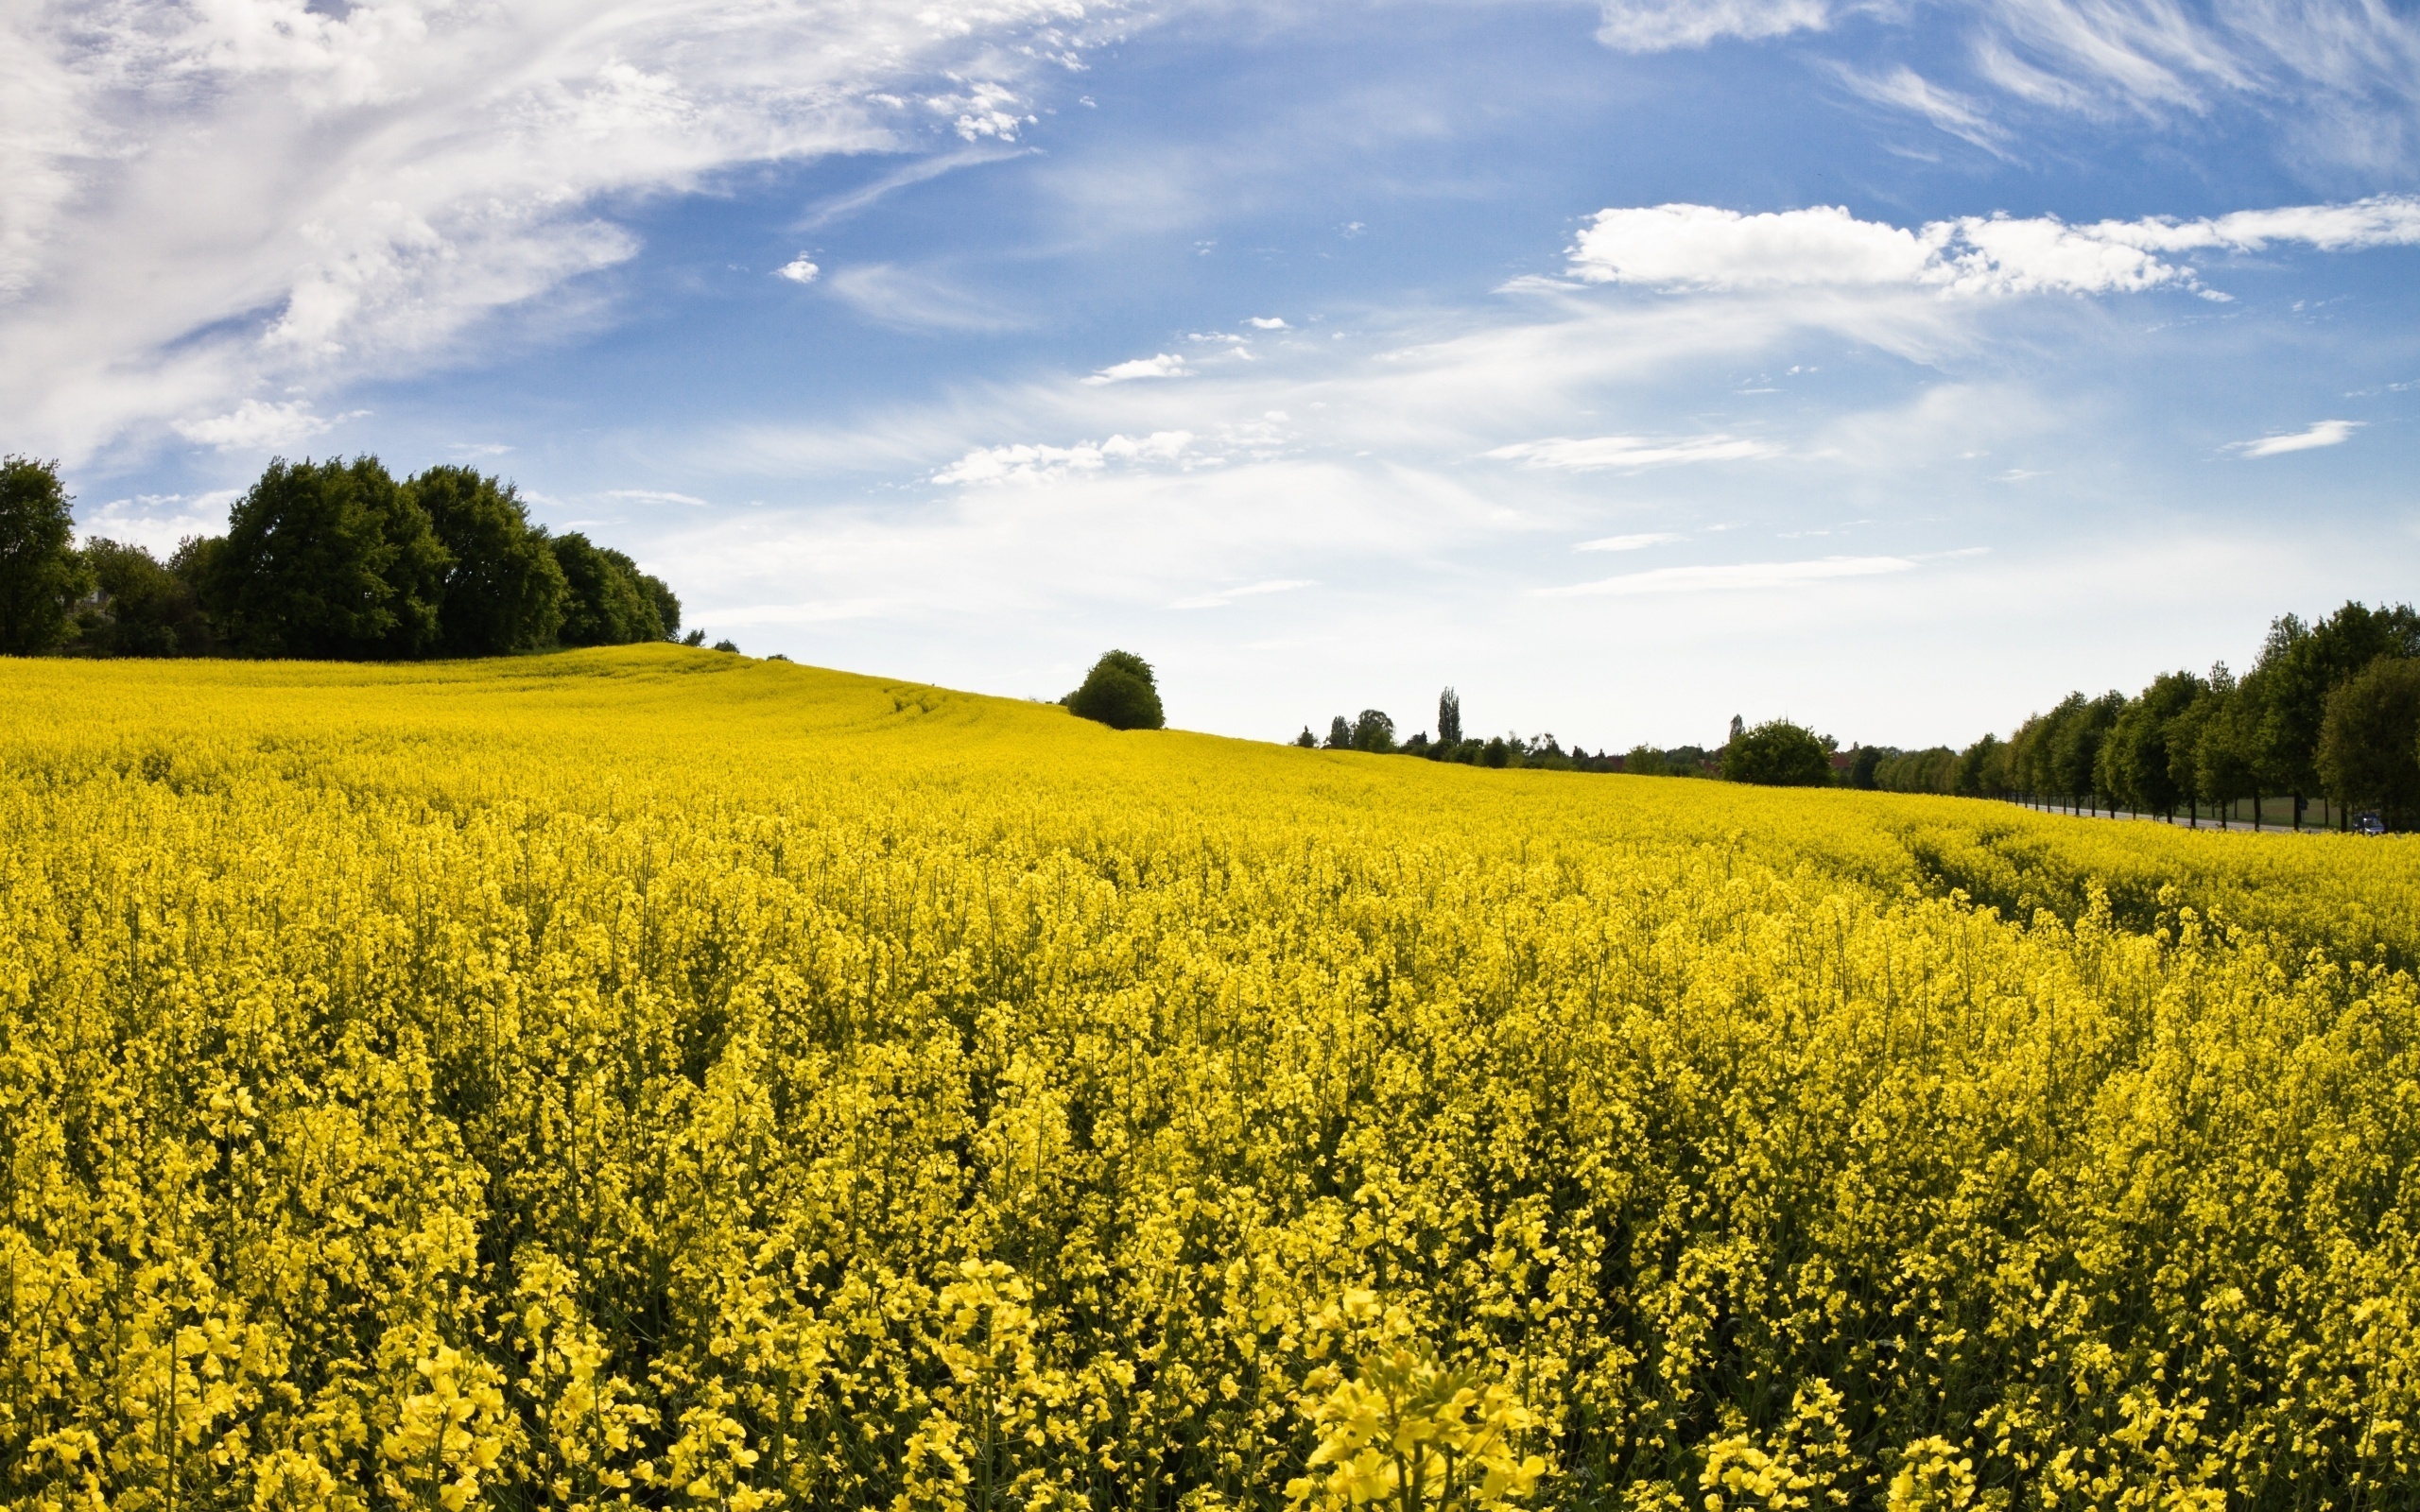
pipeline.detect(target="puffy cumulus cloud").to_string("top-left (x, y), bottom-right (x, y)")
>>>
top-left (933, 431), bottom-right (1196, 485)
top-left (1594, 0), bottom-right (1833, 53)
top-left (172, 398), bottom-right (366, 451)
top-left (774, 256), bottom-right (821, 285)
top-left (76, 491), bottom-right (246, 556)
top-left (1084, 353), bottom-right (1192, 385)
top-left (2226, 420), bottom-right (2362, 457)
top-left (0, 0), bottom-right (1122, 462)
top-left (1537, 554), bottom-right (1917, 596)
top-left (1490, 434), bottom-right (1777, 470)
top-left (1568, 196), bottom-right (2420, 296)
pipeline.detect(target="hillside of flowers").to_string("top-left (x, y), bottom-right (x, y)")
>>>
top-left (3, 646), bottom-right (2416, 1511)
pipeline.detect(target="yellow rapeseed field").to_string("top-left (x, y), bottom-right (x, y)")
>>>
top-left (3, 646), bottom-right (2416, 1512)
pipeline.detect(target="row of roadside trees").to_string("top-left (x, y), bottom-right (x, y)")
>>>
top-left (0, 454), bottom-right (695, 660)
top-left (1852, 601), bottom-right (2420, 829)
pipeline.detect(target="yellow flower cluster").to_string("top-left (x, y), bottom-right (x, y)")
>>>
top-left (2, 647), bottom-right (2416, 1512)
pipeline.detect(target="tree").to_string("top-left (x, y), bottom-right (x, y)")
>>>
top-left (1352, 709), bottom-right (1396, 753)
top-left (72, 539), bottom-right (210, 656)
top-left (1953, 734), bottom-right (2005, 798)
top-left (2097, 671), bottom-right (2202, 816)
top-left (1326, 715), bottom-right (1352, 750)
top-left (2316, 658), bottom-right (2420, 830)
top-left (0, 455), bottom-right (89, 655)
top-left (1722, 719), bottom-right (1832, 786)
top-left (204, 456), bottom-right (450, 659)
top-left (2050, 692), bottom-right (2124, 816)
top-left (2195, 665), bottom-right (2261, 826)
top-left (1624, 745), bottom-right (1668, 777)
top-left (1063, 649), bottom-right (1166, 730)
top-left (1294, 727), bottom-right (1318, 748)
top-left (1437, 687), bottom-right (1462, 747)
top-left (2252, 602), bottom-right (2420, 827)
top-left (408, 466), bottom-right (568, 656)
top-left (1847, 747), bottom-right (1884, 790)
top-left (552, 534), bottom-right (662, 646)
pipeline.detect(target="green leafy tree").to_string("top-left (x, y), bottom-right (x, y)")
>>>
top-left (72, 540), bottom-right (211, 656)
top-left (1294, 727), bottom-right (1318, 748)
top-left (552, 534), bottom-right (661, 646)
top-left (1437, 688), bottom-right (1462, 747)
top-left (204, 456), bottom-right (450, 659)
top-left (2195, 665), bottom-right (2262, 826)
top-left (2252, 603), bottom-right (2420, 827)
top-left (0, 455), bottom-right (90, 655)
top-left (1623, 745), bottom-right (1668, 777)
top-left (1953, 734), bottom-right (2005, 797)
top-left (2316, 658), bottom-right (2420, 831)
top-left (1352, 709), bottom-right (1396, 753)
top-left (1722, 719), bottom-right (1833, 786)
top-left (2096, 671), bottom-right (2203, 816)
top-left (1063, 649), bottom-right (1166, 730)
top-left (2050, 692), bottom-right (2124, 815)
top-left (1846, 747), bottom-right (1884, 790)
top-left (1326, 715), bottom-right (1353, 750)
top-left (408, 466), bottom-right (568, 656)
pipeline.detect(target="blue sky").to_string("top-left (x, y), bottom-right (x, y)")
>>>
top-left (7, 0), bottom-right (2418, 750)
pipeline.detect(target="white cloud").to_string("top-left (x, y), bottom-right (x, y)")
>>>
top-left (1537, 555), bottom-right (1918, 596)
top-left (608, 489), bottom-right (712, 507)
top-left (2227, 420), bottom-right (2362, 457)
top-left (171, 399), bottom-right (365, 451)
top-left (1567, 196), bottom-right (2420, 297)
top-left (1247, 316), bottom-right (1290, 330)
top-left (1576, 531), bottom-right (1685, 551)
top-left (775, 256), bottom-right (821, 285)
top-left (77, 491), bottom-right (244, 556)
top-left (1170, 578), bottom-right (1317, 610)
top-left (933, 431), bottom-right (1196, 486)
top-left (0, 0), bottom-right (1117, 461)
top-left (1594, 0), bottom-right (1833, 53)
top-left (1084, 353), bottom-right (1192, 385)
top-left (1491, 435), bottom-right (1778, 470)
top-left (824, 264), bottom-right (1022, 332)
top-left (1829, 65), bottom-right (2012, 155)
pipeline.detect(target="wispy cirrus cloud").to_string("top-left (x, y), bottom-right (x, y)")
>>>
top-left (1491, 435), bottom-right (1777, 470)
top-left (1537, 554), bottom-right (1916, 596)
top-left (1576, 531), bottom-right (1685, 551)
top-left (1169, 578), bottom-right (1317, 610)
top-left (0, 0), bottom-right (1118, 462)
top-left (2226, 420), bottom-right (2362, 457)
top-left (1565, 196), bottom-right (2420, 297)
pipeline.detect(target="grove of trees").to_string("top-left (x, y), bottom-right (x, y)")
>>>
top-left (0, 454), bottom-right (685, 661)
top-left (1847, 601), bottom-right (2420, 830)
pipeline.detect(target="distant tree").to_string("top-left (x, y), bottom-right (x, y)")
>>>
top-left (1351, 709), bottom-right (1395, 753)
top-left (2048, 692), bottom-right (2124, 816)
top-left (712, 639), bottom-right (739, 653)
top-left (1437, 687), bottom-right (1462, 747)
top-left (2195, 665), bottom-right (2260, 826)
top-left (203, 456), bottom-right (449, 660)
top-left (1294, 727), bottom-right (1317, 748)
top-left (1623, 744), bottom-right (1668, 777)
top-left (1728, 713), bottom-right (1746, 745)
top-left (72, 540), bottom-right (210, 656)
top-left (2316, 658), bottom-right (2420, 831)
top-left (1954, 733), bottom-right (2006, 797)
top-left (1847, 746), bottom-right (1883, 790)
top-left (1722, 719), bottom-right (1832, 786)
top-left (552, 534), bottom-right (661, 646)
top-left (613, 549), bottom-right (681, 641)
top-left (1481, 735), bottom-right (1512, 768)
top-left (2253, 603), bottom-right (2420, 827)
top-left (682, 628), bottom-right (706, 647)
top-left (1326, 715), bottom-right (1352, 750)
top-left (408, 466), bottom-right (567, 656)
top-left (2098, 671), bottom-right (2203, 816)
top-left (1063, 649), bottom-right (1166, 730)
top-left (0, 455), bottom-right (90, 655)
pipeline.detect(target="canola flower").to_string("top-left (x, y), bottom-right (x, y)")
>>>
top-left (1, 646), bottom-right (2417, 1511)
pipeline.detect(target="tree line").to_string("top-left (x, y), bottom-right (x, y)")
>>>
top-left (1844, 600), bottom-right (2420, 830)
top-left (0, 454), bottom-right (710, 660)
